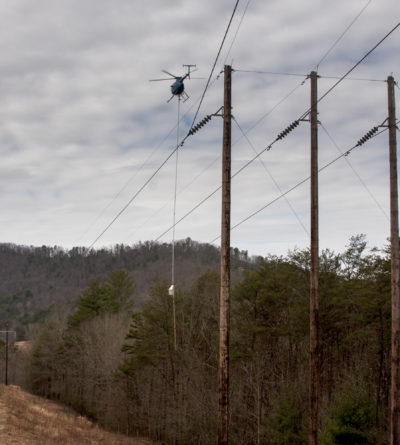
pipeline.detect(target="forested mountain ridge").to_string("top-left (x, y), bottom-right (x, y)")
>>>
top-left (0, 234), bottom-right (394, 443)
top-left (23, 234), bottom-right (392, 444)
top-left (0, 238), bottom-right (250, 339)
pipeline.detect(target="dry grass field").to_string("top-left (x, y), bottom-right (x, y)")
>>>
top-left (0, 384), bottom-right (157, 445)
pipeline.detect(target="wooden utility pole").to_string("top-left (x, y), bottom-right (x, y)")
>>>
top-left (5, 323), bottom-right (9, 386)
top-left (309, 71), bottom-right (319, 445)
top-left (388, 75), bottom-right (399, 445)
top-left (218, 64), bottom-right (232, 445)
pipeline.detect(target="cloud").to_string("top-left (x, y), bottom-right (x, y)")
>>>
top-left (0, 0), bottom-right (397, 256)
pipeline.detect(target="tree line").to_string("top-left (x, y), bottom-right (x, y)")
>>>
top-left (0, 238), bottom-right (247, 339)
top-left (21, 234), bottom-right (393, 444)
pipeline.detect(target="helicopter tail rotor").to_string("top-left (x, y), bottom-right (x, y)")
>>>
top-left (183, 64), bottom-right (197, 79)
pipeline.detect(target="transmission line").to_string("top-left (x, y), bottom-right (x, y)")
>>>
top-left (223, 0), bottom-right (252, 66)
top-left (182, 22), bottom-right (398, 244)
top-left (153, 116), bottom-right (389, 243)
top-left (88, 147), bottom-right (179, 249)
top-left (125, 155), bottom-right (220, 242)
top-left (187, 0), bottom-right (240, 135)
top-left (78, 78), bottom-right (218, 245)
top-left (233, 116), bottom-right (309, 236)
top-left (88, 21), bottom-right (398, 249)
top-left (235, 70), bottom-right (385, 83)
top-left (87, 1), bottom-right (240, 249)
top-left (237, 23), bottom-right (399, 167)
top-left (77, 127), bottom-right (177, 244)
top-left (232, 20), bottom-right (396, 145)
top-left (128, 80), bottom-right (307, 243)
top-left (154, 116), bottom-right (303, 242)
top-left (155, 185), bottom-right (221, 242)
top-left (313, 22), bottom-right (400, 109)
top-left (235, 69), bottom-right (308, 77)
top-left (315, 0), bottom-right (374, 69)
top-left (320, 121), bottom-right (389, 221)
top-left (155, 114), bottom-right (388, 244)
top-left (318, 75), bottom-right (385, 83)
top-left (210, 122), bottom-right (389, 243)
top-left (151, 20), bottom-right (398, 245)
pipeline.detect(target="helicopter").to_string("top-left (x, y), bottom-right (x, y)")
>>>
top-left (150, 64), bottom-right (197, 103)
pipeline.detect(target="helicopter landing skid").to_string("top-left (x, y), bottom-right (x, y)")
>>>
top-left (167, 92), bottom-right (189, 103)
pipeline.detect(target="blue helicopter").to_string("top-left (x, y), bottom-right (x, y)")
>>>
top-left (150, 64), bottom-right (197, 102)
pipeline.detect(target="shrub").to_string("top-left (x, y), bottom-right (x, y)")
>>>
top-left (321, 386), bottom-right (374, 445)
top-left (264, 388), bottom-right (306, 445)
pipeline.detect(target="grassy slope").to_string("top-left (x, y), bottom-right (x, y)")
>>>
top-left (0, 384), bottom-right (158, 445)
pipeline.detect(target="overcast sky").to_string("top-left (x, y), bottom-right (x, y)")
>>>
top-left (0, 0), bottom-right (398, 257)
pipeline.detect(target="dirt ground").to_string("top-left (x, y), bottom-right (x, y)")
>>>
top-left (0, 384), bottom-right (157, 445)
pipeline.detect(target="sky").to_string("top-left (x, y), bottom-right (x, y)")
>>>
top-left (0, 0), bottom-right (398, 257)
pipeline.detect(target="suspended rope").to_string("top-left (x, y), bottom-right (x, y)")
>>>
top-left (169, 97), bottom-right (180, 351)
top-left (171, 98), bottom-right (180, 288)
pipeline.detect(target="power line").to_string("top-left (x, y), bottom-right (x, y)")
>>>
top-left (210, 178), bottom-right (311, 244)
top-left (232, 76), bottom-right (307, 143)
top-left (234, 0), bottom-right (375, 77)
top-left (223, 0), bottom-right (252, 65)
top-left (155, 185), bottom-right (221, 243)
top-left (231, 21), bottom-right (396, 150)
top-left (154, 117), bottom-right (388, 244)
top-left (238, 23), bottom-right (399, 152)
top-left (153, 115), bottom-right (388, 243)
top-left (76, 127), bottom-right (177, 244)
top-left (78, 80), bottom-right (216, 245)
top-left (318, 75), bottom-right (385, 83)
top-left (235, 69), bottom-right (308, 77)
top-left (86, 1), bottom-right (240, 248)
top-left (210, 122), bottom-right (389, 243)
top-left (314, 22), bottom-right (400, 108)
top-left (125, 155), bottom-right (220, 242)
top-left (154, 117), bottom-right (303, 242)
top-left (83, 58), bottom-right (385, 245)
top-left (88, 21), bottom-right (398, 249)
top-left (187, 0), bottom-right (240, 135)
top-left (235, 69), bottom-right (385, 82)
top-left (315, 0), bottom-right (374, 69)
top-left (233, 116), bottom-right (309, 237)
top-left (127, 80), bottom-right (307, 243)
top-left (154, 24), bottom-right (399, 244)
top-left (230, 121), bottom-right (296, 180)
top-left (320, 121), bottom-right (389, 221)
top-left (88, 147), bottom-right (179, 249)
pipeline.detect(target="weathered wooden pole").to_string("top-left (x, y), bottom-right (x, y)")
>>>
top-left (218, 64), bottom-right (232, 445)
top-left (309, 71), bottom-right (319, 445)
top-left (388, 75), bottom-right (399, 445)
top-left (5, 323), bottom-right (9, 386)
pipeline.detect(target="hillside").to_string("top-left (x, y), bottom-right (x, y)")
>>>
top-left (0, 239), bottom-right (250, 339)
top-left (1, 235), bottom-right (393, 443)
top-left (0, 384), bottom-right (157, 444)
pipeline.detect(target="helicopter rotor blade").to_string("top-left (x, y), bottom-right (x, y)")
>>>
top-left (162, 69), bottom-right (178, 78)
top-left (149, 78), bottom-right (173, 82)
